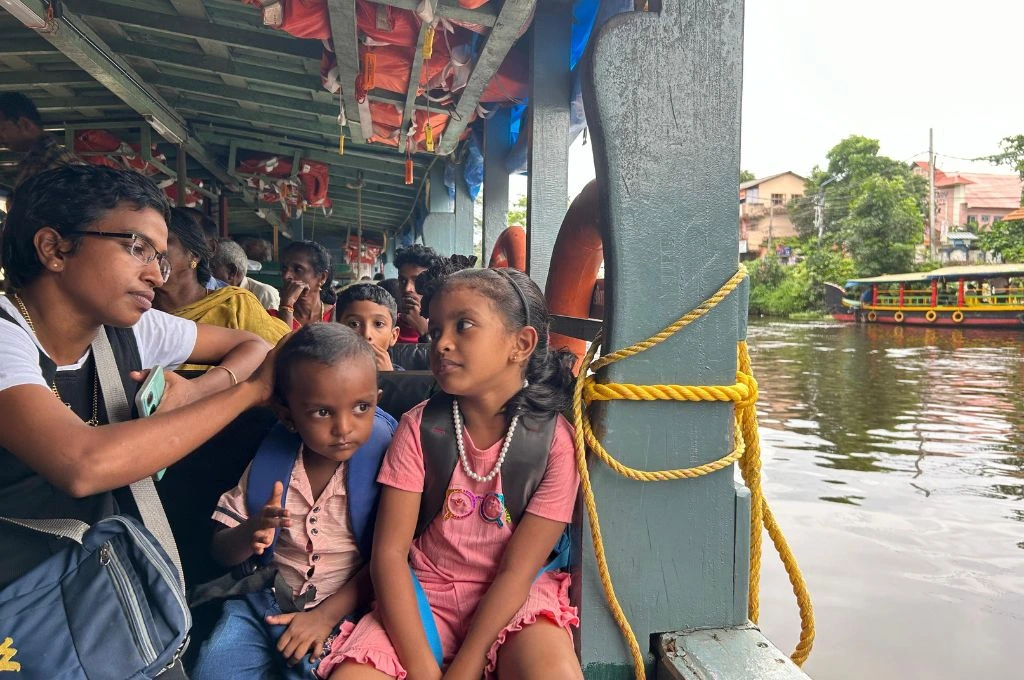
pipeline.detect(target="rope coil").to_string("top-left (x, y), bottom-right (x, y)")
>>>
top-left (572, 265), bottom-right (814, 679)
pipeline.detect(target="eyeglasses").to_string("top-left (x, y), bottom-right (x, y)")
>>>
top-left (63, 230), bottom-right (172, 282)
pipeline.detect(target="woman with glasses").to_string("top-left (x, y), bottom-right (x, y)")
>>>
top-left (0, 167), bottom-right (278, 628)
top-left (153, 207), bottom-right (289, 370)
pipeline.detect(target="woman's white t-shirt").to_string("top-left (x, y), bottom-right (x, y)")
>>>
top-left (0, 295), bottom-right (198, 392)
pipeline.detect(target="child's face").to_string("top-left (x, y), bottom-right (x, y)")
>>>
top-left (339, 300), bottom-right (399, 354)
top-left (427, 285), bottom-right (527, 398)
top-left (281, 358), bottom-right (379, 462)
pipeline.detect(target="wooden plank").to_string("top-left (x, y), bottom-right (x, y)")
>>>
top-left (71, 0), bottom-right (323, 59)
top-left (525, 2), bottom-right (571, 292)
top-left (657, 629), bottom-right (810, 680)
top-left (482, 107), bottom-right (511, 262)
top-left (0, 70), bottom-right (99, 87)
top-left (0, 37), bottom-right (54, 55)
top-left (325, 0), bottom-right (366, 144)
top-left (435, 0), bottom-right (536, 155)
top-left (401, 20), bottom-right (431, 150)
top-left (364, 0), bottom-right (498, 27)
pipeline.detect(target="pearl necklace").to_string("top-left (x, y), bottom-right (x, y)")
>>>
top-left (452, 399), bottom-right (519, 484)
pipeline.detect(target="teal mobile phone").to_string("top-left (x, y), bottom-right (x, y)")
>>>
top-left (135, 367), bottom-right (165, 418)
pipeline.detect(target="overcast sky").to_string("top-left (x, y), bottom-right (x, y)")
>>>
top-left (741, 0), bottom-right (1023, 178)
top-left (519, 0), bottom-right (1022, 202)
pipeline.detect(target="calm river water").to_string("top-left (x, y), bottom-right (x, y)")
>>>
top-left (747, 320), bottom-right (1023, 680)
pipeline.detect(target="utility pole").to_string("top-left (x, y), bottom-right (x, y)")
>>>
top-left (929, 128), bottom-right (937, 260)
top-left (768, 201), bottom-right (775, 254)
top-left (815, 175), bottom-right (838, 245)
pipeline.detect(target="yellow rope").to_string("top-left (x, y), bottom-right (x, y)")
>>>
top-left (572, 265), bottom-right (815, 678)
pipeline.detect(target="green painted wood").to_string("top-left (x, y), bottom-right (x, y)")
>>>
top-left (657, 629), bottom-right (810, 680)
top-left (401, 20), bottom-right (432, 151)
top-left (482, 107), bottom-right (511, 264)
top-left (422, 161), bottom-right (456, 255)
top-left (0, 70), bottom-right (98, 87)
top-left (71, 0), bottom-right (323, 59)
top-left (110, 39), bottom-right (319, 88)
top-left (453, 160), bottom-right (475, 257)
top-left (30, 96), bottom-right (127, 111)
top-left (364, 0), bottom-right (498, 27)
top-left (326, 0), bottom-right (367, 144)
top-left (147, 72), bottom-right (340, 118)
top-left (0, 37), bottom-right (53, 55)
top-left (525, 1), bottom-right (571, 292)
top-left (579, 0), bottom-right (745, 673)
top-left (436, 0), bottom-right (537, 155)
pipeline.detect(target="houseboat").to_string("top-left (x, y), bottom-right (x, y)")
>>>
top-left (825, 263), bottom-right (1024, 328)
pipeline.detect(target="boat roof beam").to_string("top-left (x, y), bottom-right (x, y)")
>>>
top-left (364, 0), bottom-right (498, 28)
top-left (71, 0), bottom-right (322, 59)
top-left (325, 0), bottom-right (366, 144)
top-left (436, 0), bottom-right (537, 155)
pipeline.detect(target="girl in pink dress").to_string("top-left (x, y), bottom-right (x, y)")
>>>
top-left (319, 265), bottom-right (582, 680)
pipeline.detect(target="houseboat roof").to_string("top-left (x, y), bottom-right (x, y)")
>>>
top-left (846, 263), bottom-right (1024, 286)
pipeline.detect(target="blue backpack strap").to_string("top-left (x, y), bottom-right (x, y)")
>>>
top-left (410, 567), bottom-right (445, 666)
top-left (245, 423), bottom-right (302, 566)
top-left (346, 407), bottom-right (398, 560)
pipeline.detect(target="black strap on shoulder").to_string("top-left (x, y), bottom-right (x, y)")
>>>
top-left (0, 304), bottom-right (142, 418)
top-left (415, 392), bottom-right (557, 538)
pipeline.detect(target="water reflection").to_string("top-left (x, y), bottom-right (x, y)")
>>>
top-left (748, 320), bottom-right (1024, 680)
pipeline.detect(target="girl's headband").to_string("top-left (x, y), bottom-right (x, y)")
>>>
top-left (493, 268), bottom-right (532, 329)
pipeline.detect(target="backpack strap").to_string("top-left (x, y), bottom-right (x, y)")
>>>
top-left (415, 392), bottom-right (557, 538)
top-left (244, 423), bottom-right (301, 567)
top-left (346, 408), bottom-right (398, 559)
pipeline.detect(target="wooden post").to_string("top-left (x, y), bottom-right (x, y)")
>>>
top-left (176, 145), bottom-right (187, 208)
top-left (580, 1), bottom-right (745, 676)
top-left (453, 161), bottom-right (475, 258)
top-left (526, 0), bottom-right (572, 291)
top-left (218, 192), bottom-right (229, 237)
top-left (422, 161), bottom-right (456, 255)
top-left (483, 108), bottom-right (512, 265)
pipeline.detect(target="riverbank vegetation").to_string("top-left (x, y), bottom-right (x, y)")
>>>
top-left (749, 135), bottom-right (931, 316)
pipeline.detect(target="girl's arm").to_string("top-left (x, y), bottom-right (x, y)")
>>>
top-left (0, 346), bottom-right (278, 498)
top-left (371, 486), bottom-right (443, 680)
top-left (173, 324), bottom-right (271, 400)
top-left (443, 513), bottom-right (568, 680)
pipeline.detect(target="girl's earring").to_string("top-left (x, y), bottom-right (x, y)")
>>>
top-left (283, 421), bottom-right (297, 433)
top-left (190, 260), bottom-right (198, 270)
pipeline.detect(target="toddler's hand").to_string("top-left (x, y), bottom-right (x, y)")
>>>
top-left (266, 608), bottom-right (335, 665)
top-left (251, 481), bottom-right (289, 555)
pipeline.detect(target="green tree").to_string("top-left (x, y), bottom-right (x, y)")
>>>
top-left (976, 219), bottom-right (1024, 262)
top-left (790, 135), bottom-right (927, 243)
top-left (740, 169), bottom-right (756, 183)
top-left (507, 195), bottom-right (527, 226)
top-left (839, 175), bottom-right (923, 276)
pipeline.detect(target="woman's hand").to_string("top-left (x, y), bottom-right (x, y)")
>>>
top-left (266, 607), bottom-right (336, 665)
top-left (245, 331), bottom-right (293, 405)
top-left (130, 368), bottom-right (194, 414)
top-left (281, 280), bottom-right (309, 308)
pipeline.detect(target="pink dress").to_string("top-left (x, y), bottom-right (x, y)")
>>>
top-left (317, 401), bottom-right (580, 679)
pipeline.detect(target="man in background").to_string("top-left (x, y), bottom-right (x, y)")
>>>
top-left (0, 92), bottom-right (81, 188)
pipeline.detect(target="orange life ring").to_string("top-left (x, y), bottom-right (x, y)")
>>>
top-left (866, 311), bottom-right (877, 322)
top-left (893, 311), bottom-right (904, 323)
top-left (951, 310), bottom-right (964, 323)
top-left (488, 225), bottom-right (527, 272)
top-left (925, 310), bottom-right (937, 322)
top-left (544, 180), bottom-right (603, 365)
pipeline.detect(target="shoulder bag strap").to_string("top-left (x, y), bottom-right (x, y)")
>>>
top-left (92, 327), bottom-right (185, 590)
